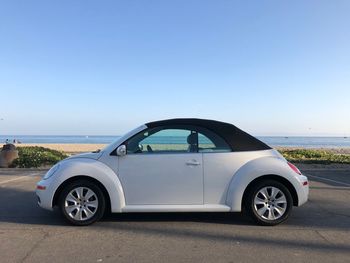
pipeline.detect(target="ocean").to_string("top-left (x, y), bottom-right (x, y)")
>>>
top-left (1, 135), bottom-right (350, 148)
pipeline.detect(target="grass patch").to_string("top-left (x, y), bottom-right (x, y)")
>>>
top-left (279, 149), bottom-right (350, 164)
top-left (11, 146), bottom-right (68, 168)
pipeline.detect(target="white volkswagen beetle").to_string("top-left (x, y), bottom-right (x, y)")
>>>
top-left (36, 119), bottom-right (309, 226)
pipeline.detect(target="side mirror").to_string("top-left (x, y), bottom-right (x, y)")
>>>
top-left (116, 145), bottom-right (126, 156)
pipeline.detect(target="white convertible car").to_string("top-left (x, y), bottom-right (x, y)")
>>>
top-left (36, 119), bottom-right (309, 226)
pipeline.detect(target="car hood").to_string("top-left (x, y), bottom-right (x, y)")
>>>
top-left (66, 151), bottom-right (103, 160)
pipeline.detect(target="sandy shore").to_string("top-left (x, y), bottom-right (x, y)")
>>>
top-left (15, 143), bottom-right (107, 154)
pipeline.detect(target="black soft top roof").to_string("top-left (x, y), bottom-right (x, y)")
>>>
top-left (146, 118), bottom-right (271, 152)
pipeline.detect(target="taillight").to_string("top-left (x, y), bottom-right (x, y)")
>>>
top-left (288, 162), bottom-right (302, 175)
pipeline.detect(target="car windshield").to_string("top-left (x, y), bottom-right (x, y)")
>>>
top-left (101, 125), bottom-right (147, 153)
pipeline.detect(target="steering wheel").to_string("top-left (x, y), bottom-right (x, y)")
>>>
top-left (147, 145), bottom-right (153, 153)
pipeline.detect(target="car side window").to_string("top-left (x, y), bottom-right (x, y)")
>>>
top-left (126, 128), bottom-right (197, 154)
top-left (198, 130), bottom-right (231, 153)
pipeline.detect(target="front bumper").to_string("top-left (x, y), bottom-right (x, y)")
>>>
top-left (36, 179), bottom-right (55, 211)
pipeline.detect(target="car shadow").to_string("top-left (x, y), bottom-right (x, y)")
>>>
top-left (0, 186), bottom-right (66, 226)
top-left (94, 218), bottom-right (350, 254)
top-left (102, 211), bottom-right (252, 225)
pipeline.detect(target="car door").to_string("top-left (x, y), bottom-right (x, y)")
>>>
top-left (117, 126), bottom-right (203, 205)
top-left (196, 129), bottom-right (235, 205)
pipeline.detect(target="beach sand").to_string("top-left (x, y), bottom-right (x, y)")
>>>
top-left (15, 143), bottom-right (107, 154)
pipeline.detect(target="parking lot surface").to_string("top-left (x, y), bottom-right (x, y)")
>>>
top-left (0, 167), bottom-right (349, 263)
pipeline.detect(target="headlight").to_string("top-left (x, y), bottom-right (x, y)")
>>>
top-left (43, 164), bottom-right (60, 180)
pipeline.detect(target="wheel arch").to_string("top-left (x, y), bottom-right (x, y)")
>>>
top-left (52, 175), bottom-right (112, 213)
top-left (226, 156), bottom-right (303, 211)
top-left (48, 158), bottom-right (126, 212)
top-left (241, 174), bottom-right (299, 210)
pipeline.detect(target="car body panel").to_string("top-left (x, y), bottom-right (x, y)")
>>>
top-left (36, 119), bottom-right (309, 217)
top-left (122, 204), bottom-right (231, 212)
top-left (37, 148), bottom-right (308, 213)
top-left (117, 153), bottom-right (204, 205)
top-left (66, 151), bottom-right (103, 160)
top-left (202, 149), bottom-right (280, 205)
top-left (226, 155), bottom-right (309, 211)
top-left (36, 158), bottom-right (126, 212)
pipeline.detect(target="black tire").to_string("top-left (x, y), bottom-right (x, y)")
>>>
top-left (58, 179), bottom-right (106, 226)
top-left (244, 180), bottom-right (293, 226)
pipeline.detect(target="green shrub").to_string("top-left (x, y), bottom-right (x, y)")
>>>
top-left (279, 149), bottom-right (350, 164)
top-left (11, 146), bottom-right (68, 168)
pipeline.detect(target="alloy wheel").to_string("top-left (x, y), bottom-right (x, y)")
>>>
top-left (253, 186), bottom-right (287, 221)
top-left (64, 187), bottom-right (99, 221)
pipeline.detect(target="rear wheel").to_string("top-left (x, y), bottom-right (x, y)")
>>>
top-left (245, 180), bottom-right (293, 226)
top-left (58, 180), bottom-right (106, 226)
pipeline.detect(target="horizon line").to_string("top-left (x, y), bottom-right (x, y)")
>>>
top-left (0, 134), bottom-right (349, 138)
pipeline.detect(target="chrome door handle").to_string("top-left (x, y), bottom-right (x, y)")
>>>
top-left (186, 160), bottom-right (201, 166)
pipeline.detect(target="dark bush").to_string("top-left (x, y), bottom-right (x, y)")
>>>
top-left (279, 149), bottom-right (350, 164)
top-left (10, 146), bottom-right (68, 168)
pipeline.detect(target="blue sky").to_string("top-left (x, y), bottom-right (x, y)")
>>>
top-left (0, 0), bottom-right (349, 136)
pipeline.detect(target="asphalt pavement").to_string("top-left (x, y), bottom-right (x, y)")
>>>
top-left (0, 167), bottom-right (349, 263)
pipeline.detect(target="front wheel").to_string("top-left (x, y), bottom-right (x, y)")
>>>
top-left (245, 180), bottom-right (293, 226)
top-left (58, 180), bottom-right (106, 226)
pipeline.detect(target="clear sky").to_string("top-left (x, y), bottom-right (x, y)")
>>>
top-left (0, 0), bottom-right (349, 136)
